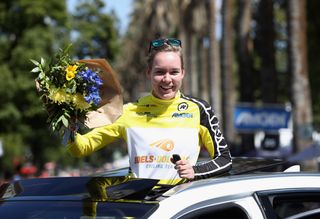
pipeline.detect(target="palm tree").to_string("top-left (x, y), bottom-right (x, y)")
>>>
top-left (221, 0), bottom-right (236, 145)
top-left (287, 0), bottom-right (315, 169)
top-left (254, 0), bottom-right (279, 152)
top-left (255, 0), bottom-right (277, 103)
top-left (235, 0), bottom-right (255, 154)
top-left (178, 0), bottom-right (197, 95)
top-left (205, 0), bottom-right (222, 118)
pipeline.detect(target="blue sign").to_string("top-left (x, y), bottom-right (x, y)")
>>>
top-left (234, 104), bottom-right (291, 132)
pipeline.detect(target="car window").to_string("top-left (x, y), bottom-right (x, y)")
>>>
top-left (286, 208), bottom-right (320, 219)
top-left (179, 204), bottom-right (249, 219)
top-left (256, 190), bottom-right (320, 219)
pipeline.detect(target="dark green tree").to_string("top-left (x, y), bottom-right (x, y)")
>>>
top-left (0, 0), bottom-right (122, 177)
top-left (0, 0), bottom-right (69, 176)
top-left (71, 0), bottom-right (120, 61)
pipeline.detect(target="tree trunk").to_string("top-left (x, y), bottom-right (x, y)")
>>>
top-left (200, 36), bottom-right (210, 101)
top-left (236, 0), bottom-right (253, 103)
top-left (255, 0), bottom-right (280, 153)
top-left (221, 0), bottom-right (236, 146)
top-left (205, 0), bottom-right (222, 119)
top-left (184, 33), bottom-right (192, 95)
top-left (287, 0), bottom-right (315, 170)
top-left (256, 0), bottom-right (277, 103)
top-left (190, 36), bottom-right (199, 97)
top-left (236, 0), bottom-right (255, 155)
top-left (179, 1), bottom-right (196, 95)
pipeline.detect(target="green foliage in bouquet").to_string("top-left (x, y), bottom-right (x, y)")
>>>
top-left (30, 45), bottom-right (103, 141)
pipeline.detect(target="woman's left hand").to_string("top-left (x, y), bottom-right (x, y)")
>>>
top-left (174, 160), bottom-right (195, 180)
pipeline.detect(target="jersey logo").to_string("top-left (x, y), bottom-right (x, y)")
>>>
top-left (172, 113), bottom-right (193, 118)
top-left (178, 102), bottom-right (188, 111)
top-left (150, 139), bottom-right (174, 152)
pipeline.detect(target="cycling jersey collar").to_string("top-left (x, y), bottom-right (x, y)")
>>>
top-left (151, 90), bottom-right (181, 105)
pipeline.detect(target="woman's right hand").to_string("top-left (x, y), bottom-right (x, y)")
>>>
top-left (174, 160), bottom-right (195, 180)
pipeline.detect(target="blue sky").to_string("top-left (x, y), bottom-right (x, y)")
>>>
top-left (68, 0), bottom-right (133, 34)
top-left (105, 0), bottom-right (133, 34)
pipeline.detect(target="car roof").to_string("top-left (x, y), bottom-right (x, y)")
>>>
top-left (164, 171), bottom-right (320, 197)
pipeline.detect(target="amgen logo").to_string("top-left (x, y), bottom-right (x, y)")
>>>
top-left (234, 105), bottom-right (291, 131)
top-left (172, 113), bottom-right (193, 118)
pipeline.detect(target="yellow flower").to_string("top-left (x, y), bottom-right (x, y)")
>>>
top-left (65, 64), bottom-right (78, 81)
top-left (66, 71), bottom-right (75, 81)
top-left (48, 88), bottom-right (69, 104)
top-left (72, 93), bottom-right (91, 110)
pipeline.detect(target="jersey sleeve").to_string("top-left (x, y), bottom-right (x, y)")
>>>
top-left (192, 98), bottom-right (232, 179)
top-left (67, 116), bottom-right (125, 157)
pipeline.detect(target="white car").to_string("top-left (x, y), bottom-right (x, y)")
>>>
top-left (150, 170), bottom-right (320, 218)
top-left (1, 157), bottom-right (320, 219)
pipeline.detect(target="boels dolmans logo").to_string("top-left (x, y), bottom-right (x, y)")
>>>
top-left (150, 139), bottom-right (174, 152)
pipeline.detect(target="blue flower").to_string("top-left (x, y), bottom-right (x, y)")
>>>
top-left (84, 91), bottom-right (101, 106)
top-left (77, 68), bottom-right (103, 106)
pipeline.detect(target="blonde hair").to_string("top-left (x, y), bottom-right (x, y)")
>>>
top-left (146, 44), bottom-right (184, 70)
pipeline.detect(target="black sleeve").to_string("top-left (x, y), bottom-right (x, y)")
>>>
top-left (183, 95), bottom-right (232, 179)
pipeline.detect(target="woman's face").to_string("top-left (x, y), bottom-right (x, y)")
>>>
top-left (147, 51), bottom-right (185, 100)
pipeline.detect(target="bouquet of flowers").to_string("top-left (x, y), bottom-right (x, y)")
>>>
top-left (31, 46), bottom-right (123, 144)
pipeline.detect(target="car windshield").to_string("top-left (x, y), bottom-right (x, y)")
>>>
top-left (0, 201), bottom-right (158, 218)
top-left (0, 176), bottom-right (163, 219)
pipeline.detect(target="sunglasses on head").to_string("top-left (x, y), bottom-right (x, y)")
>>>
top-left (148, 38), bottom-right (182, 52)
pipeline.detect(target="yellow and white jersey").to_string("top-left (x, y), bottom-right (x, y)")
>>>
top-left (68, 91), bottom-right (232, 184)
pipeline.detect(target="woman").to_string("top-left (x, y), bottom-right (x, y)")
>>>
top-left (67, 38), bottom-right (232, 184)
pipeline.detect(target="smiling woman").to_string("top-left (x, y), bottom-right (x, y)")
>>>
top-left (67, 38), bottom-right (232, 185)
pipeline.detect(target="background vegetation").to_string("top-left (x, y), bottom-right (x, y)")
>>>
top-left (0, 0), bottom-right (319, 178)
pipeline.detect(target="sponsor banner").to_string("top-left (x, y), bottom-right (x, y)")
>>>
top-left (234, 104), bottom-right (291, 132)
